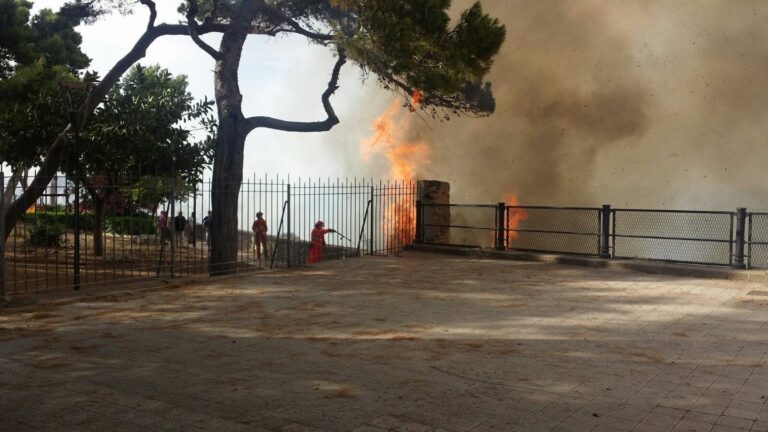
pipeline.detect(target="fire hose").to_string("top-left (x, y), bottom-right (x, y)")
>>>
top-left (333, 231), bottom-right (352, 242)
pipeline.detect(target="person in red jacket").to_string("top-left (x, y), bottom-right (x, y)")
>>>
top-left (308, 220), bottom-right (335, 264)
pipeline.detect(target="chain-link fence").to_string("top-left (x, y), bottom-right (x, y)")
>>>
top-left (507, 206), bottom-right (601, 255)
top-left (611, 209), bottom-right (735, 266)
top-left (748, 213), bottom-right (768, 269)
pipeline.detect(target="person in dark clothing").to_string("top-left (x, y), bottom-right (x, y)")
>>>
top-left (174, 211), bottom-right (186, 247)
top-left (252, 211), bottom-right (268, 260)
top-left (202, 211), bottom-right (212, 243)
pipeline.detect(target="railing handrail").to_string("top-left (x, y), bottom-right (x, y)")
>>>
top-left (507, 205), bottom-right (601, 211)
top-left (420, 203), bottom-right (497, 209)
top-left (613, 208), bottom-right (735, 215)
top-left (612, 233), bottom-right (733, 243)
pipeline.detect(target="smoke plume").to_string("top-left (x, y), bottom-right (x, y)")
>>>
top-left (356, 0), bottom-right (768, 210)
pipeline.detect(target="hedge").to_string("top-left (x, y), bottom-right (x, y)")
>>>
top-left (23, 212), bottom-right (156, 236)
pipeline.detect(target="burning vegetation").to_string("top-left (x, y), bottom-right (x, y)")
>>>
top-left (361, 92), bottom-right (431, 248)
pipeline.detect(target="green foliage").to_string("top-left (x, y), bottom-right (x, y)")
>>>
top-left (104, 214), bottom-right (156, 235)
top-left (0, 0), bottom-right (33, 79)
top-left (73, 65), bottom-right (215, 216)
top-left (81, 64), bottom-right (216, 183)
top-left (28, 220), bottom-right (65, 248)
top-left (0, 63), bottom-right (78, 168)
top-left (0, 0), bottom-right (91, 170)
top-left (0, 0), bottom-right (89, 77)
top-left (337, 0), bottom-right (505, 116)
top-left (129, 175), bottom-right (199, 214)
top-left (23, 212), bottom-right (156, 235)
top-left (25, 212), bottom-right (96, 231)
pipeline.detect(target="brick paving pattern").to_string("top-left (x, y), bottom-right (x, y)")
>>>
top-left (1, 251), bottom-right (767, 431)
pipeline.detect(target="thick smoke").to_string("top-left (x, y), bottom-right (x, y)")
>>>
top-left (390, 0), bottom-right (768, 210)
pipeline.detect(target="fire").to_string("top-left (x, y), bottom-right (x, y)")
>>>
top-left (503, 193), bottom-right (527, 245)
top-left (362, 96), bottom-right (430, 248)
top-left (410, 89), bottom-right (423, 110)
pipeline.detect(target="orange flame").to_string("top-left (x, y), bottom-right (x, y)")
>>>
top-left (362, 97), bottom-right (430, 248)
top-left (410, 90), bottom-right (423, 111)
top-left (503, 193), bottom-right (527, 245)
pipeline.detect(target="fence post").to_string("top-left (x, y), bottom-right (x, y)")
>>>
top-left (369, 186), bottom-right (374, 255)
top-left (599, 204), bottom-right (612, 258)
top-left (732, 207), bottom-right (747, 269)
top-left (415, 199), bottom-right (423, 244)
top-left (73, 174), bottom-right (81, 291)
top-left (0, 172), bottom-right (5, 297)
top-left (170, 183), bottom-right (176, 278)
top-left (192, 189), bottom-right (197, 248)
top-left (286, 184), bottom-right (291, 267)
top-left (496, 202), bottom-right (505, 250)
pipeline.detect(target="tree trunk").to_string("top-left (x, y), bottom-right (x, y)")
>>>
top-left (3, 141), bottom-right (66, 241)
top-left (209, 7), bottom-right (252, 276)
top-left (92, 193), bottom-right (106, 257)
top-left (209, 119), bottom-right (246, 275)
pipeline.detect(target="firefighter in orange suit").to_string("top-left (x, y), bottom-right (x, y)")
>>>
top-left (308, 220), bottom-right (335, 264)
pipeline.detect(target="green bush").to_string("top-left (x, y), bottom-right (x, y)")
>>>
top-left (105, 215), bottom-right (156, 235)
top-left (23, 212), bottom-right (156, 235)
top-left (23, 212), bottom-right (96, 230)
top-left (28, 222), bottom-right (65, 248)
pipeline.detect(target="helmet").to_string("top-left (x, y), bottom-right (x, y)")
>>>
top-left (315, 220), bottom-right (324, 229)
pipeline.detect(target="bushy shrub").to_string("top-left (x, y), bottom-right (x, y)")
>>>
top-left (24, 212), bottom-right (96, 230)
top-left (28, 222), bottom-right (65, 248)
top-left (23, 212), bottom-right (156, 235)
top-left (105, 215), bottom-right (156, 235)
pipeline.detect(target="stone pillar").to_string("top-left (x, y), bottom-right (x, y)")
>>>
top-left (418, 180), bottom-right (450, 244)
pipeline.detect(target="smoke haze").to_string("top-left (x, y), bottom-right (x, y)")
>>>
top-left (354, 0), bottom-right (768, 211)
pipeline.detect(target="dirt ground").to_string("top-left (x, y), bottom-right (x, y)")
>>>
top-left (1, 251), bottom-right (767, 432)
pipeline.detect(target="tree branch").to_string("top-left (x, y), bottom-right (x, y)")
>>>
top-left (259, 4), bottom-right (334, 42)
top-left (187, 0), bottom-right (222, 60)
top-left (139, 0), bottom-right (157, 30)
top-left (245, 49), bottom-right (346, 133)
top-left (2, 167), bottom-right (23, 207)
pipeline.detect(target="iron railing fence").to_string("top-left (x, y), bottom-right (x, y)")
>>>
top-left (416, 201), bottom-right (760, 269)
top-left (0, 173), bottom-right (416, 294)
top-left (747, 212), bottom-right (768, 269)
top-left (372, 180), bottom-right (419, 255)
top-left (506, 206), bottom-right (602, 256)
top-left (611, 209), bottom-right (735, 266)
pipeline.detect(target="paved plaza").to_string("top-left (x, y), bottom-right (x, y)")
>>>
top-left (1, 252), bottom-right (767, 431)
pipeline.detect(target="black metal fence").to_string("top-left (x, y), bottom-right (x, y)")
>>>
top-left (0, 173), bottom-right (416, 294)
top-left (417, 201), bottom-right (762, 269)
top-left (507, 206), bottom-right (601, 256)
top-left (748, 212), bottom-right (768, 269)
top-left (612, 209), bottom-right (735, 266)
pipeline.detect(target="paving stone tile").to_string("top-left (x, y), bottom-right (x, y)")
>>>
top-left (1, 254), bottom-right (766, 431)
top-left (670, 419), bottom-right (714, 431)
top-left (715, 415), bottom-right (754, 430)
